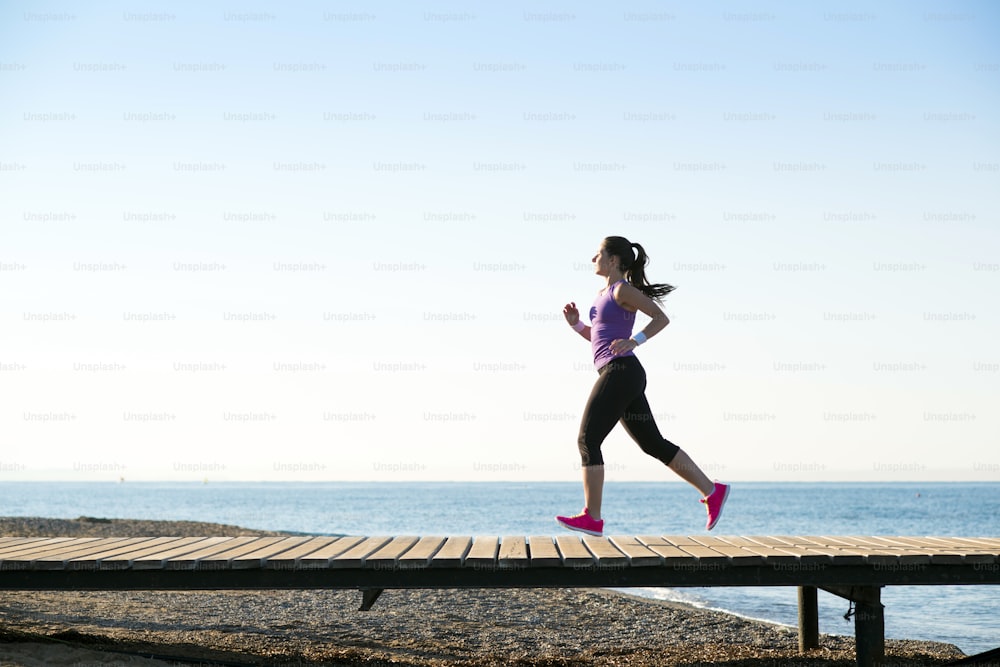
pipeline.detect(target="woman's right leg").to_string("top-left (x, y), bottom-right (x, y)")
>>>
top-left (620, 391), bottom-right (729, 529)
top-left (667, 449), bottom-right (715, 497)
top-left (620, 393), bottom-right (715, 496)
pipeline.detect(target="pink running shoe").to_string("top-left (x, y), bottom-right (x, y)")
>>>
top-left (701, 482), bottom-right (730, 531)
top-left (555, 508), bottom-right (604, 536)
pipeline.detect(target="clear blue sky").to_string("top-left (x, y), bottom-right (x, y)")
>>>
top-left (1, 0), bottom-right (998, 482)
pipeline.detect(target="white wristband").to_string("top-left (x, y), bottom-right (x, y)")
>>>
top-left (572, 320), bottom-right (586, 332)
top-left (631, 331), bottom-right (647, 345)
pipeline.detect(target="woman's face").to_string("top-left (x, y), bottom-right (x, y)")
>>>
top-left (591, 246), bottom-right (616, 276)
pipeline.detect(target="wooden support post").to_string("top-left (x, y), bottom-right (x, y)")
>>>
top-left (853, 586), bottom-right (884, 667)
top-left (359, 588), bottom-right (384, 611)
top-left (797, 585), bottom-right (819, 652)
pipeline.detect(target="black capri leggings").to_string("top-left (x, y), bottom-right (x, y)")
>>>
top-left (578, 356), bottom-right (680, 467)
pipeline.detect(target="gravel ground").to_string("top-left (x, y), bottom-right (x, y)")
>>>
top-left (0, 516), bottom-right (968, 666)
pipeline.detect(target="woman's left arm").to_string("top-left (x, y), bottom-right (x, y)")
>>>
top-left (609, 283), bottom-right (670, 354)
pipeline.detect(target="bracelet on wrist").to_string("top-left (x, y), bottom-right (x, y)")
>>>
top-left (631, 331), bottom-right (647, 345)
top-left (571, 320), bottom-right (586, 332)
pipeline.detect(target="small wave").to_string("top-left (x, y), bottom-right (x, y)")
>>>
top-left (612, 587), bottom-right (853, 637)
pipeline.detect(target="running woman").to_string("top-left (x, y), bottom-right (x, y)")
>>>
top-left (556, 236), bottom-right (729, 535)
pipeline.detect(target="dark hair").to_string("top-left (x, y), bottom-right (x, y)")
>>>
top-left (602, 236), bottom-right (675, 302)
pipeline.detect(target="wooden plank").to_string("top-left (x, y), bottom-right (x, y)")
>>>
top-left (851, 538), bottom-right (936, 564)
top-left (747, 538), bottom-right (844, 565)
top-left (229, 537), bottom-right (315, 568)
top-left (430, 536), bottom-right (472, 568)
top-left (695, 537), bottom-right (767, 565)
top-left (769, 546), bottom-right (831, 565)
top-left (608, 536), bottom-right (662, 567)
top-left (661, 535), bottom-right (703, 547)
top-left (200, 536), bottom-right (281, 557)
top-left (527, 536), bottom-right (562, 567)
top-left (677, 545), bottom-right (730, 563)
top-left (100, 538), bottom-right (211, 569)
top-left (364, 536), bottom-right (420, 569)
top-left (780, 541), bottom-right (861, 565)
top-left (916, 536), bottom-right (999, 552)
top-left (234, 536), bottom-right (312, 560)
top-left (716, 536), bottom-right (764, 547)
top-left (398, 536), bottom-right (446, 569)
top-left (939, 537), bottom-right (1000, 549)
top-left (813, 535), bottom-right (865, 547)
top-left (288, 535), bottom-right (365, 570)
top-left (133, 537), bottom-right (234, 570)
top-left (635, 537), bottom-right (696, 564)
top-left (969, 537), bottom-right (1000, 549)
top-left (0, 538), bottom-right (79, 559)
top-left (886, 536), bottom-right (945, 548)
top-left (690, 536), bottom-right (738, 548)
top-left (794, 536), bottom-right (865, 565)
top-left (882, 536), bottom-right (967, 551)
top-left (21, 537), bottom-right (128, 561)
top-left (582, 536), bottom-right (628, 568)
top-left (8, 538), bottom-right (123, 567)
top-left (0, 538), bottom-right (64, 557)
top-left (863, 536), bottom-right (920, 548)
top-left (68, 537), bottom-right (165, 560)
top-left (465, 536), bottom-right (500, 568)
top-left (852, 539), bottom-right (933, 564)
top-left (330, 536), bottom-right (393, 569)
top-left (778, 536), bottom-right (828, 547)
top-left (881, 538), bottom-right (968, 565)
top-left (165, 537), bottom-right (263, 569)
top-left (782, 536), bottom-right (835, 548)
top-left (787, 537), bottom-right (861, 559)
top-left (260, 537), bottom-right (342, 569)
top-left (734, 541), bottom-right (804, 565)
top-left (765, 538), bottom-right (845, 561)
top-left (293, 536), bottom-right (368, 569)
top-left (917, 536), bottom-right (965, 546)
top-left (824, 535), bottom-right (924, 567)
top-left (555, 535), bottom-right (595, 567)
top-left (0, 538), bottom-right (103, 564)
top-left (707, 545), bottom-right (765, 566)
top-left (911, 537), bottom-right (998, 563)
top-left (0, 537), bottom-right (30, 546)
top-left (816, 542), bottom-right (894, 563)
top-left (836, 536), bottom-right (886, 547)
top-left (66, 538), bottom-right (177, 569)
top-left (88, 537), bottom-right (191, 570)
top-left (364, 535), bottom-right (420, 570)
top-left (840, 537), bottom-right (940, 564)
top-left (29, 539), bottom-right (139, 570)
top-left (498, 536), bottom-right (529, 569)
top-left (749, 536), bottom-right (798, 547)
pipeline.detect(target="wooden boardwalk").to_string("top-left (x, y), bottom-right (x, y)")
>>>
top-left (1, 534), bottom-right (998, 666)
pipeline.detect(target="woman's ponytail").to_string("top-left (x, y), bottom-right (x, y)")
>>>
top-left (603, 236), bottom-right (675, 303)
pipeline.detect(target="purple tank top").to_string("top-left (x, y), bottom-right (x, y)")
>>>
top-left (589, 280), bottom-right (637, 369)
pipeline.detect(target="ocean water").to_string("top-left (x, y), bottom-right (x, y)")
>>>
top-left (1, 481), bottom-right (997, 655)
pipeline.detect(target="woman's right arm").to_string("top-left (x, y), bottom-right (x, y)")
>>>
top-left (563, 302), bottom-right (591, 341)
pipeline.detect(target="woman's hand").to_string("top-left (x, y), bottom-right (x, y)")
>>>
top-left (563, 302), bottom-right (580, 326)
top-left (609, 338), bottom-right (638, 355)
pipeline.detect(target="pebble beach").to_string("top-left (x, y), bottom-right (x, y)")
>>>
top-left (0, 516), bottom-right (968, 666)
